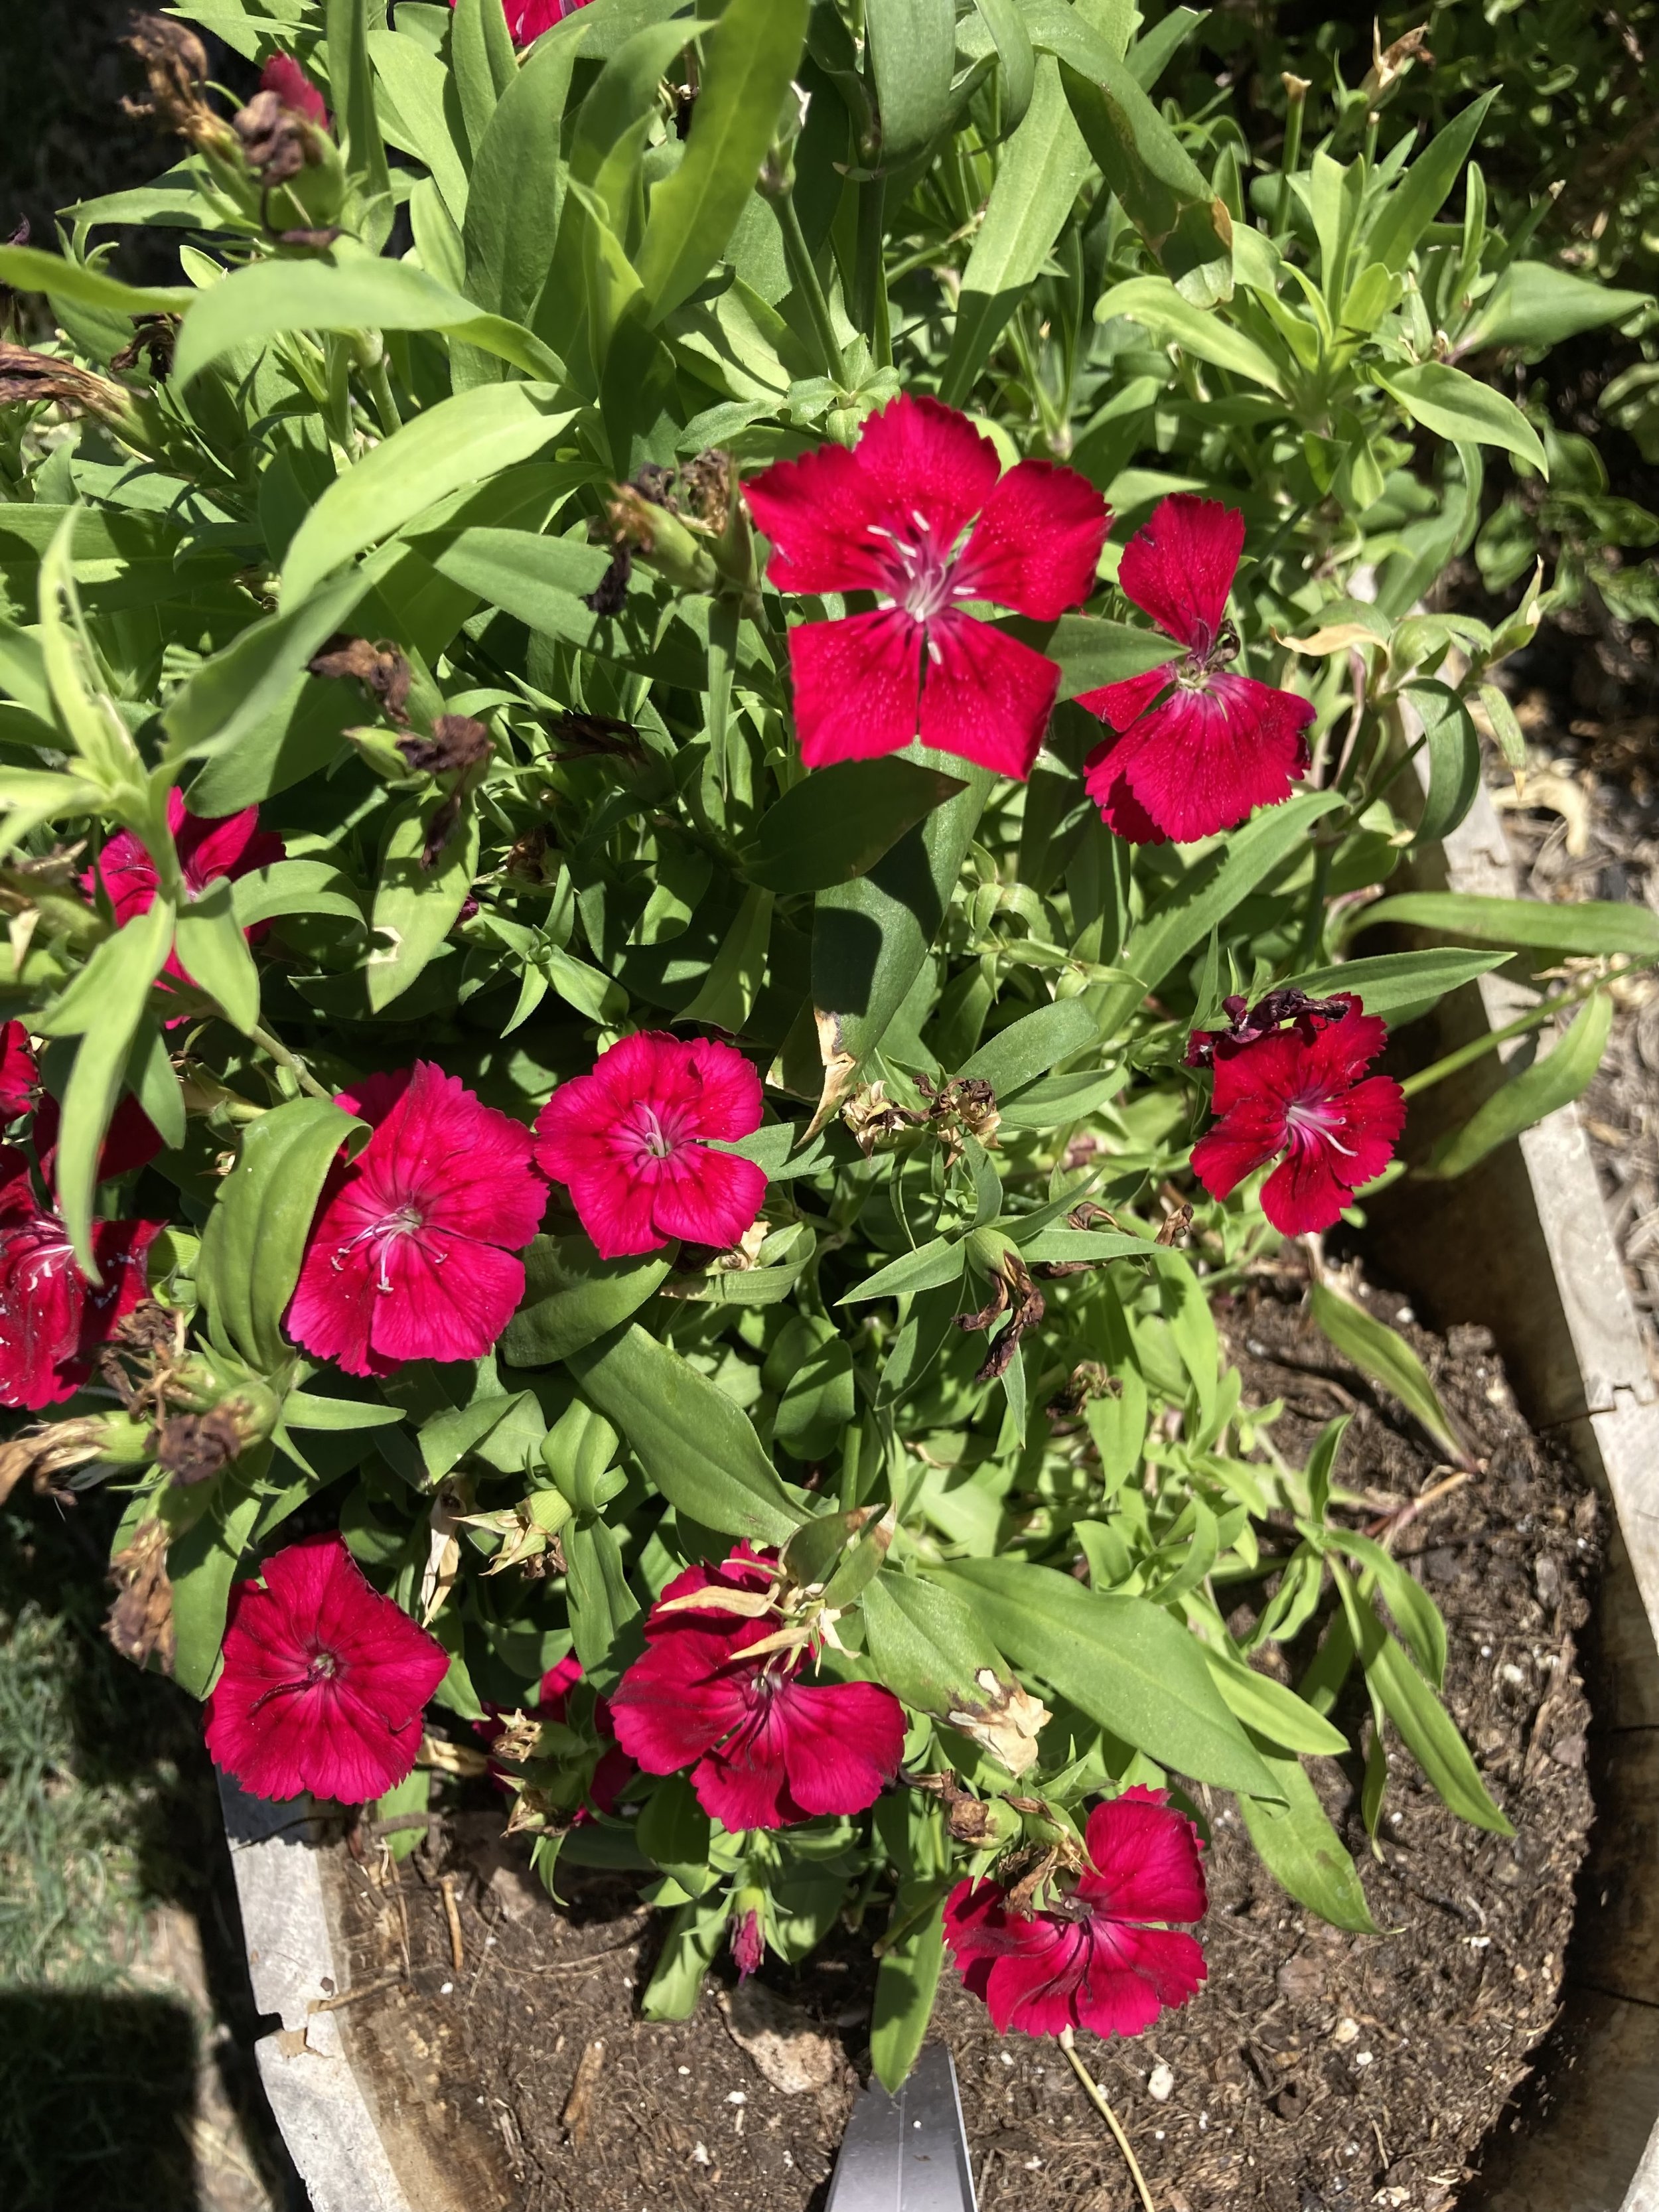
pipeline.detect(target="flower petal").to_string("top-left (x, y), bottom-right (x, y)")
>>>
top-left (954, 459), bottom-right (1112, 619)
top-left (1089, 674), bottom-right (1310, 846)
top-left (745, 439), bottom-right (901, 597)
top-left (853, 394), bottom-right (1002, 552)
top-left (1118, 494), bottom-right (1244, 648)
top-left (648, 1144), bottom-right (768, 1250)
top-left (1080, 1787), bottom-right (1207, 1925)
top-left (1077, 661), bottom-right (1173, 735)
top-left (1076, 1925), bottom-right (1206, 2037)
top-left (788, 611), bottom-right (923, 768)
top-left (774, 1678), bottom-right (906, 1818)
top-left (607, 1623), bottom-right (753, 1774)
top-left (368, 1230), bottom-right (527, 1368)
top-left (919, 613), bottom-right (1059, 780)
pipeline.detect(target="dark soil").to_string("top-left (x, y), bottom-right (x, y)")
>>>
top-left (330, 1269), bottom-right (1598, 2212)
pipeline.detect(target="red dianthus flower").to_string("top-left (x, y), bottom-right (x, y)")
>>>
top-left (447, 0), bottom-right (591, 49)
top-left (1189, 994), bottom-right (1406, 1236)
top-left (745, 395), bottom-right (1111, 779)
top-left (943, 1787), bottom-right (1207, 2039)
top-left (533, 1031), bottom-right (767, 1262)
top-left (0, 1023), bottom-right (38, 1120)
top-left (288, 1063), bottom-right (545, 1377)
top-left (205, 1535), bottom-right (449, 1804)
top-left (0, 1147), bottom-right (161, 1410)
top-left (607, 1546), bottom-right (907, 1832)
top-left (85, 789), bottom-right (284, 1012)
top-left (1078, 495), bottom-right (1314, 844)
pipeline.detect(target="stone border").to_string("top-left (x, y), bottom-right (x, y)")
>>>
top-left (218, 780), bottom-right (1659, 2212)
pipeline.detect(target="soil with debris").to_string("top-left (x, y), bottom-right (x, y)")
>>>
top-left (323, 1271), bottom-right (1597, 2212)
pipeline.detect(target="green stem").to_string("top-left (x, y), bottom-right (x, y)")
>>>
top-left (1295, 846), bottom-right (1334, 965)
top-left (772, 189), bottom-right (846, 384)
top-left (1274, 80), bottom-right (1309, 236)
top-left (1398, 968), bottom-right (1642, 1102)
top-left (1059, 2030), bottom-right (1156, 2212)
top-left (368, 354), bottom-right (402, 438)
top-left (250, 1023), bottom-right (334, 1103)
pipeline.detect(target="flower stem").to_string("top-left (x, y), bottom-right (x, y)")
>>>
top-left (772, 188), bottom-right (847, 384)
top-left (250, 1022), bottom-right (334, 1103)
top-left (1059, 2029), bottom-right (1157, 2212)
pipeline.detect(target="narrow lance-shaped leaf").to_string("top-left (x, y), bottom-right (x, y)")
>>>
top-left (1309, 1280), bottom-right (1466, 1466)
top-left (1427, 990), bottom-right (1615, 1182)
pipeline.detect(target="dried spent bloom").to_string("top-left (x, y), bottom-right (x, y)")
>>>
top-left (475, 1653), bottom-right (634, 1818)
top-left (288, 1063), bottom-right (546, 1378)
top-left (534, 1031), bottom-right (768, 1261)
top-left (1189, 994), bottom-right (1406, 1236)
top-left (0, 344), bottom-right (141, 429)
top-left (123, 15), bottom-right (226, 147)
top-left (956, 1248), bottom-right (1046, 1383)
top-left (745, 394), bottom-right (1111, 779)
top-left (1185, 988), bottom-right (1353, 1069)
top-left (307, 634), bottom-right (413, 726)
top-left (944, 1787), bottom-right (1208, 2038)
top-left (0, 1151), bottom-right (161, 1410)
top-left (1078, 495), bottom-right (1315, 845)
top-left (106, 1517), bottom-right (175, 1672)
top-left (608, 1547), bottom-right (907, 1832)
top-left (205, 1534), bottom-right (450, 1803)
top-left (397, 714), bottom-right (494, 775)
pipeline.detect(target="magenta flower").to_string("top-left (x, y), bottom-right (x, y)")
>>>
top-left (607, 1547), bottom-right (907, 1832)
top-left (731, 1904), bottom-right (764, 1982)
top-left (287, 1063), bottom-right (545, 1378)
top-left (1077, 495), bottom-right (1315, 844)
top-left (943, 1787), bottom-right (1207, 2039)
top-left (0, 1023), bottom-right (38, 1121)
top-left (0, 1152), bottom-right (160, 1410)
top-left (744, 396), bottom-right (1112, 779)
top-left (259, 53), bottom-right (327, 127)
top-left (86, 789), bottom-right (284, 1010)
top-left (1189, 994), bottom-right (1406, 1236)
top-left (533, 1031), bottom-right (767, 1262)
top-left (447, 0), bottom-right (591, 50)
top-left (205, 1535), bottom-right (449, 1804)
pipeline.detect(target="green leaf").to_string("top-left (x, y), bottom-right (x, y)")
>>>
top-left (870, 1895), bottom-right (946, 2095)
top-left (282, 384), bottom-right (573, 606)
top-left (1362, 94), bottom-right (1494, 276)
top-left (862, 1571), bottom-right (1018, 1724)
top-left (567, 1323), bottom-right (808, 1544)
top-left (1111, 790), bottom-right (1344, 1012)
top-left (1334, 1564), bottom-right (1512, 1834)
top-left (36, 902), bottom-right (174, 1276)
top-left (640, 1894), bottom-right (728, 2020)
top-left (1309, 1282), bottom-right (1465, 1465)
top-left (500, 1236), bottom-right (673, 1365)
top-left (743, 759), bottom-right (966, 895)
top-left (958, 997), bottom-right (1099, 1091)
top-left (1096, 275), bottom-right (1282, 392)
top-left (161, 558), bottom-right (388, 766)
top-left (676, 882), bottom-right (773, 1033)
top-left (1327, 1531), bottom-right (1447, 1690)
top-left (1281, 948), bottom-right (1506, 1025)
top-left (1045, 615), bottom-right (1182, 700)
top-left (197, 1098), bottom-right (367, 1373)
top-left (840, 1237), bottom-right (967, 1305)
top-left (1478, 682), bottom-right (1528, 771)
top-left (1406, 676), bottom-right (1480, 848)
top-left (126, 1018), bottom-right (186, 1152)
top-left (450, 0), bottom-right (518, 161)
top-left (636, 1775), bottom-right (714, 1897)
top-left (172, 256), bottom-right (566, 391)
top-left (1462, 263), bottom-right (1652, 353)
top-left (1427, 990), bottom-right (1614, 1181)
top-left (1347, 890), bottom-right (1659, 958)
top-left (1378, 364), bottom-right (1547, 475)
top-left (637, 0), bottom-right (808, 322)
top-left (1204, 1646), bottom-right (1349, 1757)
top-left (565, 1516), bottom-right (641, 1675)
top-left (463, 35), bottom-right (581, 331)
top-left (1238, 1741), bottom-right (1379, 1933)
top-left (173, 875), bottom-right (261, 1034)
top-left (168, 1477), bottom-right (267, 1700)
top-left (1059, 55), bottom-right (1232, 303)
top-left (368, 28), bottom-right (470, 226)
top-left (938, 57), bottom-right (1092, 407)
top-left (232, 860), bottom-right (365, 930)
top-left (814, 769), bottom-right (989, 1072)
top-left (937, 1559), bottom-right (1278, 1795)
top-left (329, 0), bottom-right (395, 233)
top-left (864, 0), bottom-right (957, 169)
top-left (0, 242), bottom-right (191, 318)
top-left (973, 0), bottom-right (1037, 125)
top-left (282, 1390), bottom-right (406, 1432)
top-left (366, 793), bottom-right (480, 1012)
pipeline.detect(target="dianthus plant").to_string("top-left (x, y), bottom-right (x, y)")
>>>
top-left (0, 0), bottom-right (1638, 2089)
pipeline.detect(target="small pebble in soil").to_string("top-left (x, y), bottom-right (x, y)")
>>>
top-left (1148, 2062), bottom-right (1175, 2101)
top-left (1333, 2018), bottom-right (1360, 2045)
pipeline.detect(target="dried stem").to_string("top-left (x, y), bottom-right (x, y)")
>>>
top-left (1058, 2028), bottom-right (1157, 2212)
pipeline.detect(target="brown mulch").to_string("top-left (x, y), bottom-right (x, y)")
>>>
top-left (326, 1272), bottom-right (1597, 2212)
